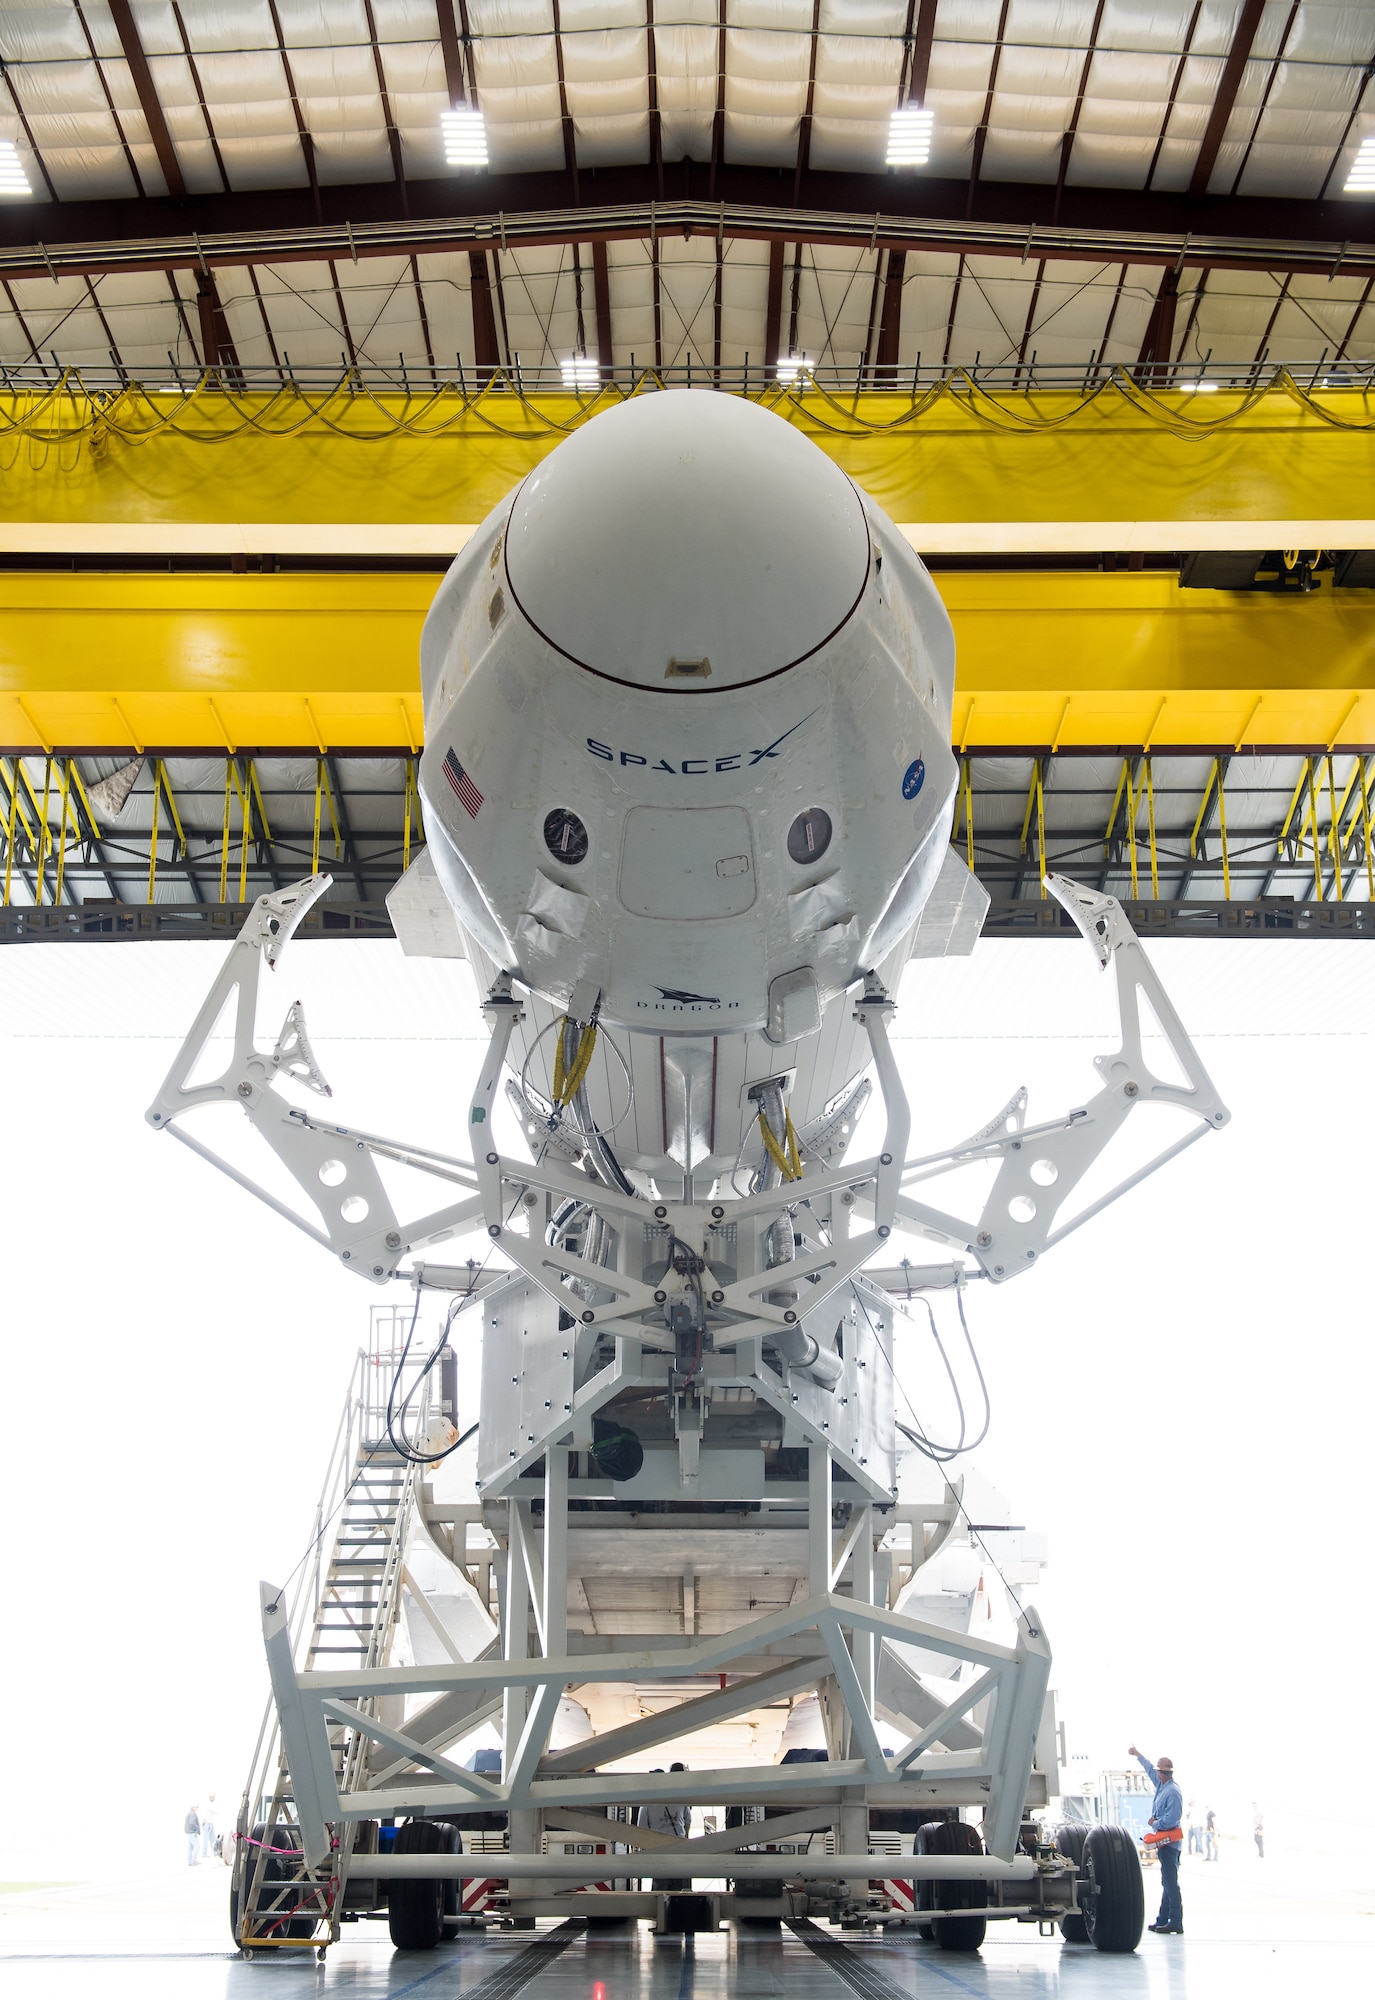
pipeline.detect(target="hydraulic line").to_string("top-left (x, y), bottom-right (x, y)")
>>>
top-left (758, 1103), bottom-right (803, 1182)
top-left (552, 1015), bottom-right (598, 1106)
top-left (559, 1014), bottom-right (638, 1198)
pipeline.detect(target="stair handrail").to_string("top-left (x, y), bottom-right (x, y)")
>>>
top-left (232, 1306), bottom-right (437, 1945)
top-left (235, 1339), bottom-right (369, 1840)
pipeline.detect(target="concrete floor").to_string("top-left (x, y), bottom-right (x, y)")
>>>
top-left (3, 1848), bottom-right (1371, 2000)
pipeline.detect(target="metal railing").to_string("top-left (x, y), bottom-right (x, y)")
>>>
top-left (231, 1304), bottom-right (437, 1950)
top-left (0, 354), bottom-right (1368, 409)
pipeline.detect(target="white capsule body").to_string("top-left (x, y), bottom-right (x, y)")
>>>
top-left (418, 390), bottom-right (957, 1179)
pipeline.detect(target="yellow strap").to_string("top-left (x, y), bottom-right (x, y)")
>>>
top-left (552, 1018), bottom-right (598, 1107)
top-left (759, 1108), bottom-right (804, 1183)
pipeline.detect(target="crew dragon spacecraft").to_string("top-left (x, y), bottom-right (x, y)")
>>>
top-left (149, 390), bottom-right (1226, 1287)
top-left (148, 392), bottom-right (1228, 1901)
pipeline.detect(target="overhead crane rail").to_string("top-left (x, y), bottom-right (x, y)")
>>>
top-left (1, 196), bottom-right (1372, 287)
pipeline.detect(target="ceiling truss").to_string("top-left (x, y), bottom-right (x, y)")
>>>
top-left (3, 749), bottom-right (1373, 946)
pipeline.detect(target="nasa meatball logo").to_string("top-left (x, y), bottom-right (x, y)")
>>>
top-left (902, 756), bottom-right (926, 801)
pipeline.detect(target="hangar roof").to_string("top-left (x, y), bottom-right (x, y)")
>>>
top-left (0, 2), bottom-right (1372, 379)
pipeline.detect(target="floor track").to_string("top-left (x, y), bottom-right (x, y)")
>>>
top-left (786, 1919), bottom-right (921, 2000)
top-left (447, 1918), bottom-right (586, 2000)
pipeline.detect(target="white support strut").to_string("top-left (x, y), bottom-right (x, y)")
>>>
top-left (157, 864), bottom-right (1226, 1935)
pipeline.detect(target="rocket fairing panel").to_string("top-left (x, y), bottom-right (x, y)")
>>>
top-left (416, 390), bottom-right (958, 1053)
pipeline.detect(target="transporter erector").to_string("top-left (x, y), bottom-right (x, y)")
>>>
top-left (149, 390), bottom-right (1227, 1950)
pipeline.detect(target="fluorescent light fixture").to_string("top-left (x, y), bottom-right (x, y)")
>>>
top-left (1345, 136), bottom-right (1375, 193)
top-left (1179, 381), bottom-right (1218, 393)
top-left (0, 139), bottom-right (32, 195)
top-left (561, 354), bottom-right (599, 390)
top-left (441, 105), bottom-right (488, 169)
top-left (775, 354), bottom-right (812, 384)
top-left (887, 104), bottom-right (934, 168)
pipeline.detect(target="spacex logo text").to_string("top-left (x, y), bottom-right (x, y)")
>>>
top-left (586, 713), bottom-right (815, 774)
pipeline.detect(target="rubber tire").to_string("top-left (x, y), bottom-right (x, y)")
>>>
top-left (388, 1820), bottom-right (456, 1951)
top-left (914, 1924), bottom-right (936, 1942)
top-left (916, 1820), bottom-right (987, 1953)
top-left (1083, 1824), bottom-right (1144, 1954)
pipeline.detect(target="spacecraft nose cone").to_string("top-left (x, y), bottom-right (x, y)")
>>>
top-left (503, 389), bottom-right (871, 691)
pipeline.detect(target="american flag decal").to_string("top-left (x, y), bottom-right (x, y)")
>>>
top-left (443, 747), bottom-right (483, 818)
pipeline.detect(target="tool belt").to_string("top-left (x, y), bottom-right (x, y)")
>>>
top-left (1144, 1828), bottom-right (1183, 1847)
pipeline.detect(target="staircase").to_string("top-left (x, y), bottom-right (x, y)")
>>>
top-left (308, 1440), bottom-right (419, 1784)
top-left (230, 1308), bottom-right (434, 1951)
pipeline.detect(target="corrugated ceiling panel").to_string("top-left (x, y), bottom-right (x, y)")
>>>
top-left (717, 238), bottom-right (770, 367)
top-left (731, 0), bottom-right (816, 29)
top-left (371, 0), bottom-right (446, 34)
top-left (563, 25), bottom-right (649, 163)
top-left (0, 6), bottom-right (90, 61)
top-left (981, 124), bottom-right (1062, 183)
top-left (1176, 1), bottom-right (1242, 62)
top-left (725, 25), bottom-right (808, 165)
top-left (936, 0), bottom-right (1012, 39)
top-left (809, 31), bottom-right (899, 171)
top-left (571, 110), bottom-right (647, 163)
top-left (657, 238), bottom-right (718, 367)
top-left (818, 0), bottom-right (907, 34)
top-left (1288, 2), bottom-right (1375, 65)
top-left (498, 242), bottom-right (582, 367)
top-left (412, 249), bottom-right (479, 363)
top-left (994, 41), bottom-right (1084, 104)
top-left (793, 246), bottom-right (875, 367)
top-left (605, 237), bottom-right (655, 366)
top-left (656, 24), bottom-right (717, 163)
top-left (1068, 134), bottom-right (1160, 191)
top-left (6, 56), bottom-right (133, 195)
top-left (472, 13), bottom-right (563, 169)
top-left (249, 259), bottom-right (354, 366)
top-left (272, 0), bottom-right (372, 47)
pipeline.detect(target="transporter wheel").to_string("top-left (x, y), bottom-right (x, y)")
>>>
top-left (1082, 1825), bottom-right (1144, 1954)
top-left (916, 1820), bottom-right (986, 1953)
top-left (1054, 1825), bottom-right (1090, 1942)
top-left (388, 1820), bottom-right (458, 1951)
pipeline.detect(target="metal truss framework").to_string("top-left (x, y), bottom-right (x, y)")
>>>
top-left (181, 866), bottom-right (1223, 1938)
top-left (4, 747), bottom-right (1373, 945)
top-left (4, 181), bottom-right (1375, 289)
top-left (236, 1308), bottom-right (1066, 1944)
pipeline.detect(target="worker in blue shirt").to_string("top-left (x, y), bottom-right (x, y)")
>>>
top-left (1129, 1744), bottom-right (1184, 1934)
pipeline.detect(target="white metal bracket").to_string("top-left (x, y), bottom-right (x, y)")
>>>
top-left (893, 874), bottom-right (1229, 1282)
top-left (146, 875), bottom-right (486, 1283)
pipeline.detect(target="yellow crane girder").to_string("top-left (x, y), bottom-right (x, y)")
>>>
top-left (1, 570), bottom-right (1372, 753)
